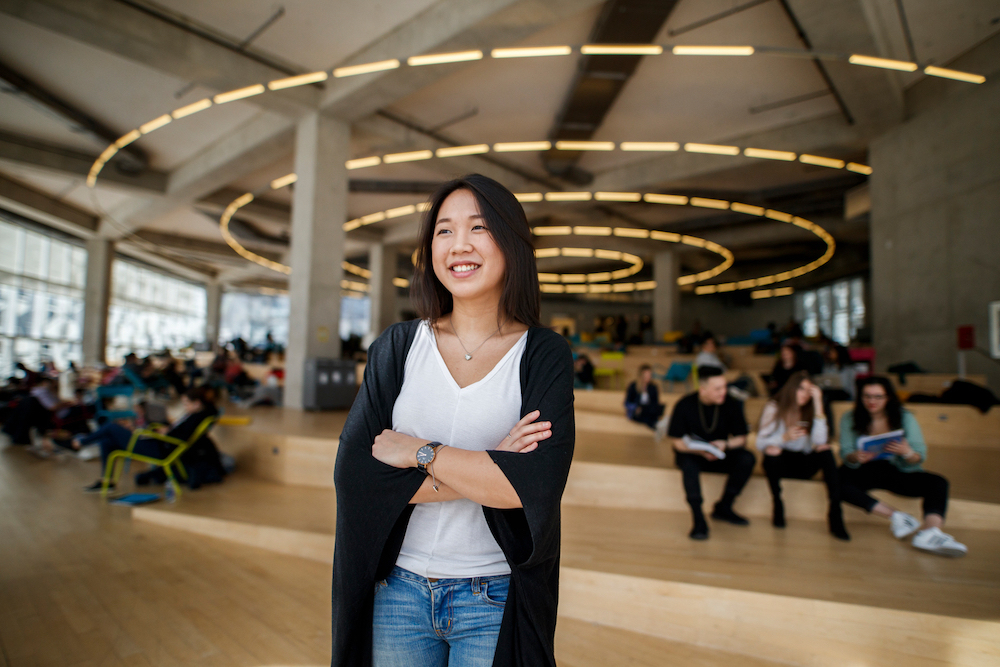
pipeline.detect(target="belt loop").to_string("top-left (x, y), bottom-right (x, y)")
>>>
top-left (472, 577), bottom-right (481, 594)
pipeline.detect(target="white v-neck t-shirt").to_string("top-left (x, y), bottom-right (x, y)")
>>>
top-left (393, 320), bottom-right (527, 578)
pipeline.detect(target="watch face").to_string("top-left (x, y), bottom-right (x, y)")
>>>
top-left (416, 445), bottom-right (435, 465)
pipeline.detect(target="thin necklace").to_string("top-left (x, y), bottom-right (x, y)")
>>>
top-left (698, 400), bottom-right (720, 433)
top-left (451, 322), bottom-right (502, 361)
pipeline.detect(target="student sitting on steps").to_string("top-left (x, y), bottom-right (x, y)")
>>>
top-left (667, 365), bottom-right (756, 540)
top-left (838, 376), bottom-right (967, 557)
top-left (757, 370), bottom-right (849, 540)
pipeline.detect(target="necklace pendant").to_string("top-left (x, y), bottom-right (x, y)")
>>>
top-left (465, 354), bottom-right (472, 361)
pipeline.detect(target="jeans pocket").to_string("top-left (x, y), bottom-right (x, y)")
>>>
top-left (374, 579), bottom-right (388, 596)
top-left (480, 576), bottom-right (509, 608)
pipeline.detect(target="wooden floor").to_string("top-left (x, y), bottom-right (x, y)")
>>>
top-left (5, 407), bottom-right (1000, 666)
top-left (0, 444), bottom-right (331, 667)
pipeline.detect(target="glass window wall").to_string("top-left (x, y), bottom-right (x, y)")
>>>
top-left (0, 217), bottom-right (86, 376)
top-left (106, 259), bottom-right (206, 362)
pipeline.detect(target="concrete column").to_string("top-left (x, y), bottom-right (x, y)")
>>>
top-left (653, 250), bottom-right (680, 343)
top-left (81, 236), bottom-right (113, 367)
top-left (284, 112), bottom-right (348, 410)
top-left (368, 242), bottom-right (398, 337)
top-left (205, 281), bottom-right (222, 348)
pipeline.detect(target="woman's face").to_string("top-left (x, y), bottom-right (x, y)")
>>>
top-left (640, 369), bottom-right (652, 385)
top-left (431, 189), bottom-right (506, 305)
top-left (795, 380), bottom-right (812, 406)
top-left (780, 346), bottom-right (795, 368)
top-left (860, 383), bottom-right (889, 415)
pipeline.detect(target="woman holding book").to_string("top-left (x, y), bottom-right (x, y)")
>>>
top-left (756, 371), bottom-right (849, 540)
top-left (838, 376), bottom-right (966, 556)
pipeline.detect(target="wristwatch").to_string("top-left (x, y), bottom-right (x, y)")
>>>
top-left (416, 441), bottom-right (444, 472)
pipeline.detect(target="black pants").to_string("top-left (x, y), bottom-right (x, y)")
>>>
top-left (675, 448), bottom-right (756, 511)
top-left (631, 403), bottom-right (665, 429)
top-left (763, 449), bottom-right (842, 510)
top-left (838, 460), bottom-right (949, 518)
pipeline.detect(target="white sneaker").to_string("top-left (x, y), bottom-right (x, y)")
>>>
top-left (76, 444), bottom-right (100, 461)
top-left (890, 511), bottom-right (920, 539)
top-left (654, 417), bottom-right (668, 443)
top-left (912, 527), bottom-right (968, 557)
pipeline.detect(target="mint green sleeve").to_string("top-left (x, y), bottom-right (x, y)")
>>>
top-left (902, 411), bottom-right (927, 463)
top-left (839, 410), bottom-right (858, 464)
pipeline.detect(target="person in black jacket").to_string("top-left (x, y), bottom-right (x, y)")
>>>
top-left (332, 175), bottom-right (574, 667)
top-left (83, 387), bottom-right (217, 492)
top-left (625, 364), bottom-right (665, 430)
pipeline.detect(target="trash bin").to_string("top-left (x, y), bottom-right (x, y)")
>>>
top-left (302, 358), bottom-right (358, 410)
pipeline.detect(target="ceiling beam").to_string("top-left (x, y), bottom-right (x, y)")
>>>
top-left (320, 0), bottom-right (606, 121)
top-left (0, 131), bottom-right (167, 192)
top-left (781, 0), bottom-right (905, 131)
top-left (0, 172), bottom-right (98, 233)
top-left (0, 0), bottom-right (318, 117)
top-left (132, 229), bottom-right (284, 263)
top-left (0, 57), bottom-right (147, 169)
top-left (542, 0), bottom-right (679, 184)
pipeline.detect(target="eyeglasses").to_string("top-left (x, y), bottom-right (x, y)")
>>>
top-left (862, 393), bottom-right (887, 401)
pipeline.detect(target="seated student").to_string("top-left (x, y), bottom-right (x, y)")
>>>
top-left (757, 371), bottom-right (849, 540)
top-left (694, 334), bottom-right (726, 372)
top-left (574, 353), bottom-right (595, 389)
top-left (82, 387), bottom-right (218, 493)
top-left (625, 364), bottom-right (666, 435)
top-left (838, 376), bottom-right (967, 557)
top-left (767, 342), bottom-right (806, 396)
top-left (71, 401), bottom-right (147, 459)
top-left (667, 366), bottom-right (756, 539)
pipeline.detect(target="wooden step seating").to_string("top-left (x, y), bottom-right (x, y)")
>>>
top-left (133, 469), bottom-right (1000, 667)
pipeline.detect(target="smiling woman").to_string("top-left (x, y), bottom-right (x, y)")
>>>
top-left (332, 174), bottom-right (575, 667)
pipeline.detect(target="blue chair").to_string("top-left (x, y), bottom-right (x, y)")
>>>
top-left (95, 385), bottom-right (137, 423)
top-left (663, 362), bottom-right (692, 392)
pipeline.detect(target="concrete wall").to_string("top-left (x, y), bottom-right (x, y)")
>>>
top-left (869, 78), bottom-right (1000, 392)
top-left (677, 293), bottom-right (794, 340)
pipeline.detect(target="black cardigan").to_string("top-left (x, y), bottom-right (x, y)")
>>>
top-left (331, 320), bottom-right (575, 666)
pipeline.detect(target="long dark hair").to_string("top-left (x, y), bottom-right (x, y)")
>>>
top-left (411, 174), bottom-right (541, 328)
top-left (852, 375), bottom-right (903, 433)
top-left (772, 370), bottom-right (814, 429)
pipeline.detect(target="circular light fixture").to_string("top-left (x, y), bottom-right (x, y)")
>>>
top-left (85, 41), bottom-right (985, 189)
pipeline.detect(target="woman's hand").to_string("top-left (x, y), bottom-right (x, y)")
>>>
top-left (813, 443), bottom-right (832, 452)
top-left (848, 450), bottom-right (875, 464)
top-left (785, 426), bottom-right (808, 441)
top-left (372, 429), bottom-right (426, 469)
top-left (496, 410), bottom-right (551, 454)
top-left (884, 438), bottom-right (914, 459)
top-left (764, 446), bottom-right (782, 456)
top-left (809, 384), bottom-right (825, 416)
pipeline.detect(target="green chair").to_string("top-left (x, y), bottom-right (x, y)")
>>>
top-left (101, 415), bottom-right (217, 500)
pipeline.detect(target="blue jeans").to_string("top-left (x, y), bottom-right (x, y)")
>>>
top-left (372, 566), bottom-right (508, 667)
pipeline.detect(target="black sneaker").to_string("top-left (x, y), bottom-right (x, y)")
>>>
top-left (711, 504), bottom-right (750, 526)
top-left (689, 514), bottom-right (709, 540)
top-left (83, 480), bottom-right (114, 493)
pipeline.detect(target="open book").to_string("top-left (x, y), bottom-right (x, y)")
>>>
top-left (683, 435), bottom-right (726, 459)
top-left (856, 430), bottom-right (905, 461)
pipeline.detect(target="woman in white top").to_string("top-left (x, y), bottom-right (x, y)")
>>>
top-left (332, 175), bottom-right (575, 667)
top-left (757, 370), bottom-right (849, 540)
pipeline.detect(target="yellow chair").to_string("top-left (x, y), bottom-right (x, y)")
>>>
top-left (101, 415), bottom-right (217, 500)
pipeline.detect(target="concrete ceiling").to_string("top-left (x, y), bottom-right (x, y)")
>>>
top-left (0, 0), bottom-right (998, 293)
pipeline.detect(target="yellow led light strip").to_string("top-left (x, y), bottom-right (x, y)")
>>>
top-left (218, 180), bottom-right (831, 295)
top-left (84, 43), bottom-right (983, 190)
